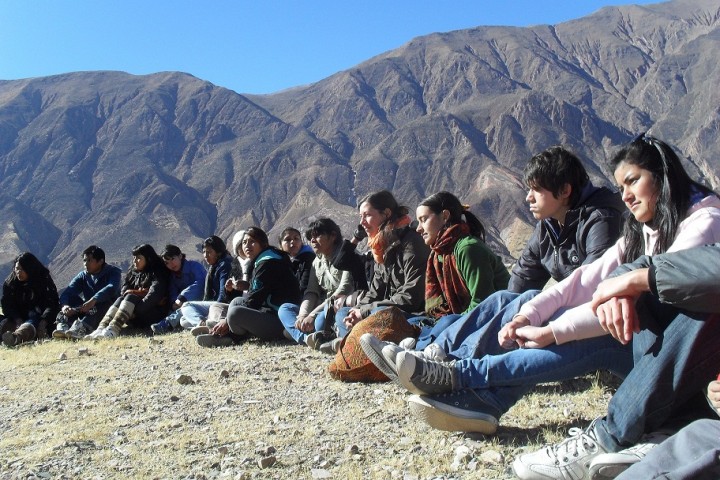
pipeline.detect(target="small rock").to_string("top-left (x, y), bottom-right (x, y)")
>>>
top-left (220, 370), bottom-right (230, 378)
top-left (258, 445), bottom-right (276, 456)
top-left (78, 347), bottom-right (89, 356)
top-left (258, 455), bottom-right (276, 468)
top-left (479, 450), bottom-right (504, 464)
top-left (121, 354), bottom-right (129, 360)
top-left (170, 395), bottom-right (180, 402)
top-left (58, 352), bottom-right (67, 361)
top-left (148, 337), bottom-right (163, 345)
top-left (345, 444), bottom-right (360, 454)
top-left (311, 468), bottom-right (332, 479)
top-left (176, 374), bottom-right (194, 385)
top-left (218, 446), bottom-right (229, 455)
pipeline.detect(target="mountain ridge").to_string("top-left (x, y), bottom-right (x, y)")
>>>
top-left (1, 0), bottom-right (719, 287)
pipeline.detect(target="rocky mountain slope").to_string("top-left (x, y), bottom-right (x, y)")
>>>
top-left (1, 0), bottom-right (719, 286)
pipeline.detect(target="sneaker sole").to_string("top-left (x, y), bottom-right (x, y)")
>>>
top-left (407, 395), bottom-right (498, 434)
top-left (52, 331), bottom-right (67, 339)
top-left (359, 336), bottom-right (399, 382)
top-left (589, 464), bottom-right (632, 480)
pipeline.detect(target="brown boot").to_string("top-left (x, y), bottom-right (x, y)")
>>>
top-left (105, 300), bottom-right (136, 337)
top-left (3, 323), bottom-right (36, 346)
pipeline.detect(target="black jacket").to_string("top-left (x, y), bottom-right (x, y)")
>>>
top-left (1, 272), bottom-right (59, 324)
top-left (509, 182), bottom-right (624, 292)
top-left (291, 246), bottom-right (316, 296)
top-left (358, 225), bottom-right (430, 317)
top-left (245, 247), bottom-right (302, 312)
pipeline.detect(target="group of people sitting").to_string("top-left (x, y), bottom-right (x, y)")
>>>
top-left (1, 133), bottom-right (718, 479)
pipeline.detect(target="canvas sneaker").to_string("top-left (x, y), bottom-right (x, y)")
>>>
top-left (190, 325), bottom-right (210, 336)
top-left (150, 319), bottom-right (173, 335)
top-left (513, 420), bottom-right (607, 480)
top-left (65, 321), bottom-right (89, 340)
top-left (396, 350), bottom-right (456, 395)
top-left (407, 390), bottom-right (499, 434)
top-left (52, 322), bottom-right (70, 339)
top-left (588, 431), bottom-right (671, 479)
top-left (305, 331), bottom-right (335, 350)
top-left (359, 333), bottom-right (402, 381)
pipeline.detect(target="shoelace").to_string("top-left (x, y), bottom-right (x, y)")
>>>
top-left (548, 426), bottom-right (600, 464)
top-left (418, 360), bottom-right (452, 386)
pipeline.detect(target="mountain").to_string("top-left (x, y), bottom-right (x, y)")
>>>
top-left (1, 0), bottom-right (719, 287)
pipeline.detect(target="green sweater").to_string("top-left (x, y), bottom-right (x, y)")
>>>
top-left (438, 236), bottom-right (509, 313)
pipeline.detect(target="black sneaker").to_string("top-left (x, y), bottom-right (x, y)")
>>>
top-left (396, 350), bottom-right (455, 395)
top-left (408, 390), bottom-right (500, 434)
top-left (150, 319), bottom-right (173, 335)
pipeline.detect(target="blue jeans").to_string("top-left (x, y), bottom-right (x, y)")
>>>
top-left (179, 301), bottom-right (217, 328)
top-left (593, 295), bottom-right (720, 451)
top-left (278, 303), bottom-right (329, 344)
top-left (430, 289), bottom-right (540, 360)
top-left (616, 419), bottom-right (720, 479)
top-left (163, 309), bottom-right (183, 328)
top-left (415, 313), bottom-right (462, 351)
top-left (453, 335), bottom-right (633, 415)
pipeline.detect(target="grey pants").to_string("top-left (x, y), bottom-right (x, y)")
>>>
top-left (226, 298), bottom-right (284, 341)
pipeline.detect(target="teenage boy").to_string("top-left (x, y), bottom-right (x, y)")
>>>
top-left (53, 245), bottom-right (122, 340)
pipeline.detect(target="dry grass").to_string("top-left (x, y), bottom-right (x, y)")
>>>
top-left (0, 334), bottom-right (618, 479)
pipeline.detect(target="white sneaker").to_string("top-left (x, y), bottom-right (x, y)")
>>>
top-left (100, 327), bottom-right (118, 339)
top-left (398, 337), bottom-right (417, 350)
top-left (588, 431), bottom-right (671, 479)
top-left (423, 343), bottom-right (447, 362)
top-left (84, 328), bottom-right (106, 340)
top-left (513, 420), bottom-right (607, 479)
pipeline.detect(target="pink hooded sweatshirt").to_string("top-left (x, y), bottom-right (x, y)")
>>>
top-left (515, 195), bottom-right (720, 344)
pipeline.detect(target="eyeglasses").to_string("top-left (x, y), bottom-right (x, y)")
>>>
top-left (633, 132), bottom-right (670, 173)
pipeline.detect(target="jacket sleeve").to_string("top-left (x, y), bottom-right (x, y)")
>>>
top-left (578, 208), bottom-right (623, 266)
top-left (456, 239), bottom-right (507, 312)
top-left (359, 234), bottom-right (428, 317)
top-left (647, 243), bottom-right (720, 313)
top-left (178, 261), bottom-right (207, 303)
top-left (1, 283), bottom-right (21, 320)
top-left (245, 259), bottom-right (275, 310)
top-left (40, 275), bottom-right (60, 321)
top-left (508, 224), bottom-right (550, 293)
top-left (214, 257), bottom-right (233, 303)
top-left (138, 272), bottom-right (168, 309)
top-left (92, 266), bottom-right (122, 304)
top-left (332, 269), bottom-right (355, 297)
top-left (298, 263), bottom-right (321, 317)
top-left (59, 271), bottom-right (84, 306)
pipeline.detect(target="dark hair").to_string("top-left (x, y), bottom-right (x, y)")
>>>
top-left (524, 146), bottom-right (590, 208)
top-left (419, 191), bottom-right (486, 241)
top-left (611, 133), bottom-right (715, 262)
top-left (278, 227), bottom-right (302, 246)
top-left (82, 245), bottom-right (105, 262)
top-left (7, 252), bottom-right (49, 283)
top-left (131, 244), bottom-right (165, 272)
top-left (161, 244), bottom-right (185, 260)
top-left (245, 227), bottom-right (270, 249)
top-left (203, 236), bottom-right (228, 256)
top-left (305, 218), bottom-right (343, 246)
top-left (358, 190), bottom-right (410, 224)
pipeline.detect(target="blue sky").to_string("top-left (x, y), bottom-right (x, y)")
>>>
top-left (1, 0), bottom-right (658, 95)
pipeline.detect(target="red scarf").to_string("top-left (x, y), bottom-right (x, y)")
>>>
top-left (424, 223), bottom-right (471, 318)
top-left (367, 214), bottom-right (412, 265)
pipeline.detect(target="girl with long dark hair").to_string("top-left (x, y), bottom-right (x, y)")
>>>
top-left (1, 252), bottom-right (59, 346)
